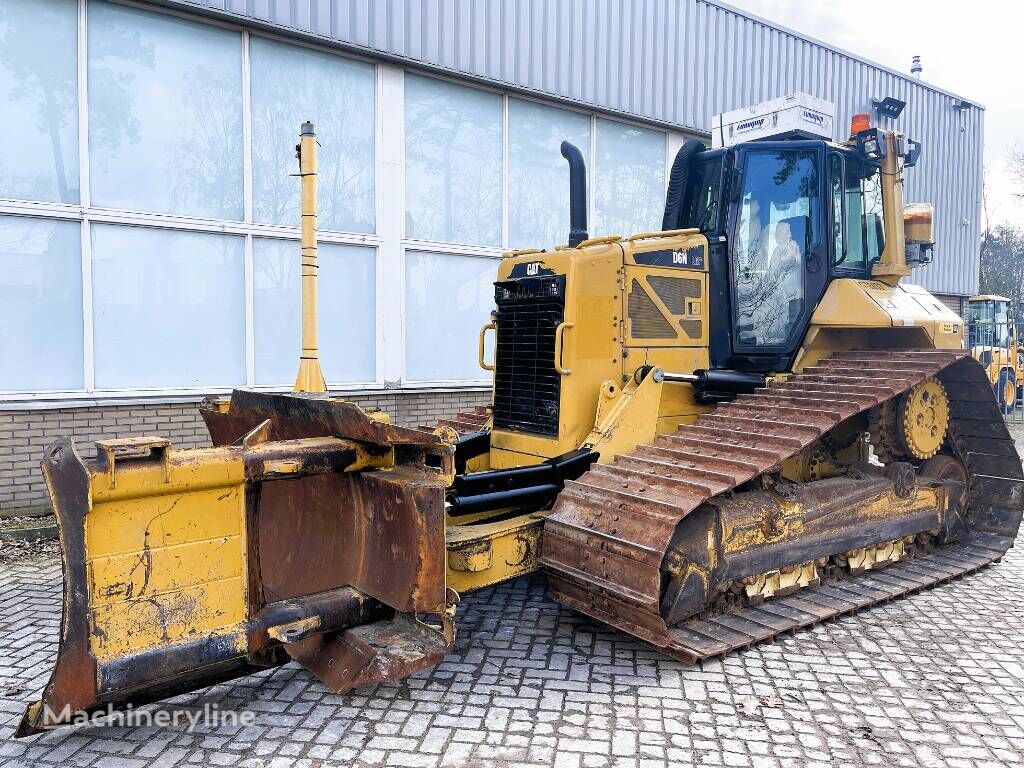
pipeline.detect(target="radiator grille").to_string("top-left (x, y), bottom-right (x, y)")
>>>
top-left (492, 276), bottom-right (565, 436)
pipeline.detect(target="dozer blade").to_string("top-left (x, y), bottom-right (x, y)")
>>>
top-left (17, 391), bottom-right (456, 737)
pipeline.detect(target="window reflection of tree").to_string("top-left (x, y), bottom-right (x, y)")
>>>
top-left (171, 66), bottom-right (243, 219)
top-left (862, 169), bottom-right (885, 259)
top-left (736, 234), bottom-right (797, 345)
top-left (86, 21), bottom-right (151, 175)
top-left (89, 6), bottom-right (242, 219)
top-left (594, 125), bottom-right (664, 237)
top-left (405, 80), bottom-right (502, 246)
top-left (0, 1), bottom-right (81, 203)
top-left (250, 41), bottom-right (375, 233)
top-left (509, 101), bottom-right (589, 250)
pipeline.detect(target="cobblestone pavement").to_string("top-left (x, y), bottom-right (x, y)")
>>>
top-left (2, 463), bottom-right (1024, 766)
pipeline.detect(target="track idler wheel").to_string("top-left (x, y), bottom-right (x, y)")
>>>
top-left (920, 453), bottom-right (970, 543)
top-left (919, 454), bottom-right (968, 485)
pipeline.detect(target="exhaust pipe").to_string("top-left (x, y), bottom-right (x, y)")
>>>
top-left (560, 140), bottom-right (588, 247)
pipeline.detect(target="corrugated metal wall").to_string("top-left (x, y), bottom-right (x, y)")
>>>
top-left (157, 0), bottom-right (983, 296)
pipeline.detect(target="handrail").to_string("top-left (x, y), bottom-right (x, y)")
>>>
top-left (554, 322), bottom-right (574, 375)
top-left (478, 322), bottom-right (496, 371)
top-left (626, 228), bottom-right (701, 241)
top-left (575, 235), bottom-right (622, 248)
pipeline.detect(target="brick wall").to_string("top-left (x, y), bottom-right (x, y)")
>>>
top-left (0, 388), bottom-right (490, 513)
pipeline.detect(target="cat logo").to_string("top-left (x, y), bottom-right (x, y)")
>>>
top-left (526, 261), bottom-right (541, 276)
top-left (672, 249), bottom-right (688, 265)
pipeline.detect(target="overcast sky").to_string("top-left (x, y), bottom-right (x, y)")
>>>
top-left (725, 0), bottom-right (1023, 230)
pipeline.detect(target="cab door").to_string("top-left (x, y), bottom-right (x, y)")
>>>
top-left (726, 143), bottom-right (828, 370)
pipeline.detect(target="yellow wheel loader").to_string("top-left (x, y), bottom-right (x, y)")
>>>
top-left (18, 108), bottom-right (1023, 736)
top-left (967, 295), bottom-right (1022, 413)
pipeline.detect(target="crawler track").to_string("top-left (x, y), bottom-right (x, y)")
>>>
top-left (541, 349), bottom-right (1024, 662)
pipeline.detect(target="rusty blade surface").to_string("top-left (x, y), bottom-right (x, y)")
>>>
top-left (202, 389), bottom-right (446, 447)
top-left (541, 349), bottom-right (1023, 659)
top-left (283, 614), bottom-right (450, 693)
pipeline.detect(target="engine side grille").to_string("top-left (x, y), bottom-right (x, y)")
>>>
top-left (680, 319), bottom-right (703, 339)
top-left (628, 279), bottom-right (676, 339)
top-left (492, 276), bottom-right (565, 436)
top-left (648, 275), bottom-right (701, 313)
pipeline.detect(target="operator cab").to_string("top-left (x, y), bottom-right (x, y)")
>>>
top-left (669, 94), bottom-right (921, 373)
top-left (967, 295), bottom-right (1013, 350)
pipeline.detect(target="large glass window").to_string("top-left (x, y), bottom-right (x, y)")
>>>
top-left (405, 75), bottom-right (502, 246)
top-left (1, 5), bottom-right (700, 399)
top-left (508, 99), bottom-right (591, 250)
top-left (0, 216), bottom-right (82, 391)
top-left (87, 2), bottom-right (243, 219)
top-left (91, 225), bottom-right (245, 388)
top-left (253, 238), bottom-right (375, 385)
top-left (593, 119), bottom-right (666, 237)
top-left (0, 0), bottom-right (79, 204)
top-left (405, 251), bottom-right (495, 381)
top-left (250, 37), bottom-right (375, 233)
top-left (732, 150), bottom-right (819, 347)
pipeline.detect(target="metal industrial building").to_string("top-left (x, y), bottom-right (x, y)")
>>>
top-left (0, 0), bottom-right (984, 512)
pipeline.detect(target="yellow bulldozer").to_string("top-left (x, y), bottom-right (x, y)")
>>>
top-left (17, 106), bottom-right (1023, 736)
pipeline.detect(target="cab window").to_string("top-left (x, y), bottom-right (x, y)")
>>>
top-left (681, 155), bottom-right (723, 232)
top-left (968, 300), bottom-right (1011, 349)
top-left (732, 149), bottom-right (819, 347)
top-left (833, 156), bottom-right (885, 271)
top-left (862, 164), bottom-right (885, 264)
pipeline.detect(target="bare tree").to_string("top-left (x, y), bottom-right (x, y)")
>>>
top-left (1010, 147), bottom-right (1024, 200)
top-left (979, 166), bottom-right (1024, 312)
top-left (979, 225), bottom-right (1024, 310)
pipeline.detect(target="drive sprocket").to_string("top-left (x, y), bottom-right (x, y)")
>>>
top-left (897, 377), bottom-right (949, 460)
top-left (870, 377), bottom-right (949, 461)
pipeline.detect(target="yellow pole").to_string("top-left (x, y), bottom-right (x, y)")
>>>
top-left (294, 121), bottom-right (327, 393)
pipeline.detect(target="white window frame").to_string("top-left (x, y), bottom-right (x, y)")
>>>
top-left (0, 0), bottom-right (689, 406)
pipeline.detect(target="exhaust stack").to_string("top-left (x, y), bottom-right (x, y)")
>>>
top-left (560, 140), bottom-right (589, 247)
top-left (294, 121), bottom-right (327, 393)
